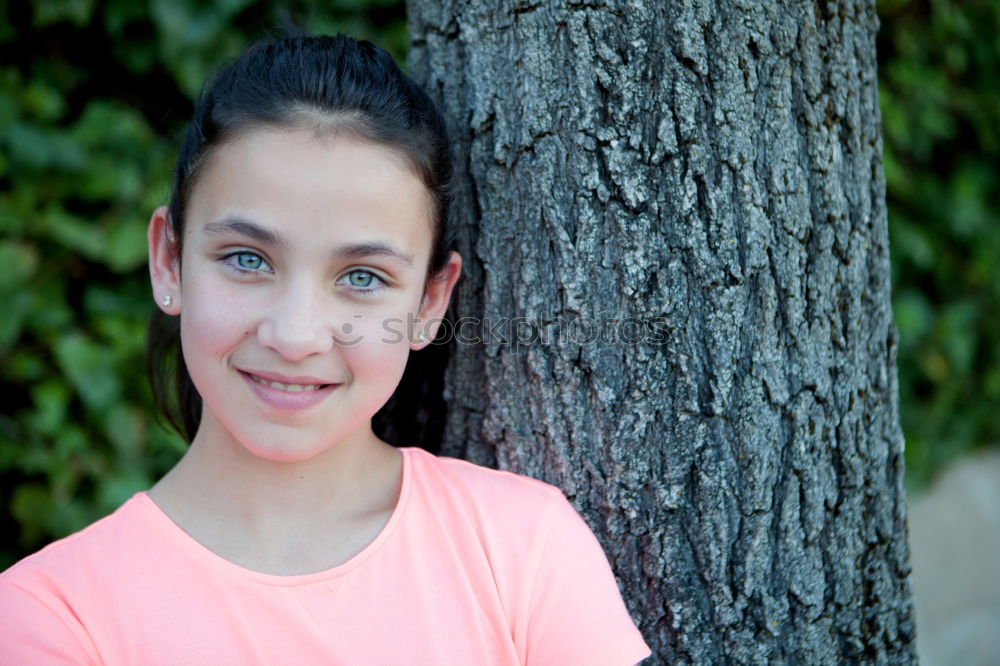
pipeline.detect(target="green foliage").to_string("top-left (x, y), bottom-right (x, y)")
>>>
top-left (0, 1), bottom-right (405, 569)
top-left (878, 0), bottom-right (1000, 490)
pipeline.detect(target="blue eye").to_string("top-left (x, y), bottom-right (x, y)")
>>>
top-left (348, 271), bottom-right (374, 287)
top-left (340, 269), bottom-right (385, 295)
top-left (237, 253), bottom-right (262, 269)
top-left (222, 251), bottom-right (271, 273)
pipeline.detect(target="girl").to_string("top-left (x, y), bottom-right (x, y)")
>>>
top-left (0, 34), bottom-right (651, 665)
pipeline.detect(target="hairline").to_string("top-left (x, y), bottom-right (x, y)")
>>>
top-left (176, 111), bottom-right (441, 257)
top-left (173, 113), bottom-right (443, 284)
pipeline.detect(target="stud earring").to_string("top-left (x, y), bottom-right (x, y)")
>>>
top-left (417, 331), bottom-right (427, 342)
top-left (162, 295), bottom-right (172, 307)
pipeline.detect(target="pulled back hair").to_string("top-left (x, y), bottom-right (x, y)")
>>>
top-left (147, 34), bottom-right (456, 444)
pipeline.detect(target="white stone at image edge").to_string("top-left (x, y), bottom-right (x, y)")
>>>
top-left (907, 446), bottom-right (1000, 665)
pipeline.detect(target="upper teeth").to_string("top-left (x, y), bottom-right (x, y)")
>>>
top-left (251, 375), bottom-right (323, 392)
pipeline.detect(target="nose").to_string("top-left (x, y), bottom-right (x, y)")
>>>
top-left (256, 278), bottom-right (338, 362)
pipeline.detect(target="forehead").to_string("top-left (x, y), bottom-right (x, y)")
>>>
top-left (185, 128), bottom-right (434, 256)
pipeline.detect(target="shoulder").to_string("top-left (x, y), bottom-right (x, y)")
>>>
top-left (407, 446), bottom-right (564, 498)
top-left (404, 446), bottom-right (571, 524)
top-left (402, 447), bottom-right (602, 581)
top-left (0, 494), bottom-right (145, 582)
top-left (402, 447), bottom-right (586, 572)
top-left (0, 495), bottom-right (146, 665)
top-left (1, 493), bottom-right (145, 590)
top-left (402, 449), bottom-right (652, 665)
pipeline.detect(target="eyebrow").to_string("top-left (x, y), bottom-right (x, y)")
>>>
top-left (202, 216), bottom-right (415, 266)
top-left (204, 217), bottom-right (284, 246)
top-left (337, 241), bottom-right (415, 266)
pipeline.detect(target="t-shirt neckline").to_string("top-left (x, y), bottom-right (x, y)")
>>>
top-left (130, 446), bottom-right (416, 587)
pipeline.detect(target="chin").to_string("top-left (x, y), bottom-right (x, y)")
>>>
top-left (234, 421), bottom-right (373, 464)
top-left (232, 432), bottom-right (334, 463)
top-left (245, 445), bottom-right (330, 464)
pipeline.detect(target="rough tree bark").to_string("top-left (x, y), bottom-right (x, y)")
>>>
top-left (406, 0), bottom-right (917, 663)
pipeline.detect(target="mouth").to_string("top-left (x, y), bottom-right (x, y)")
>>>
top-left (238, 370), bottom-right (338, 412)
top-left (245, 373), bottom-right (332, 392)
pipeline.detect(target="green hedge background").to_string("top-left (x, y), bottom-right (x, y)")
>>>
top-left (1, 0), bottom-right (997, 569)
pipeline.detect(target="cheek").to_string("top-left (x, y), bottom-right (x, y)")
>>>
top-left (179, 271), bottom-right (253, 361)
top-left (347, 299), bottom-right (422, 347)
top-left (348, 317), bottom-right (413, 378)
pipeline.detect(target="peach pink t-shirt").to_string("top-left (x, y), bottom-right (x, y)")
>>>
top-left (0, 447), bottom-right (651, 665)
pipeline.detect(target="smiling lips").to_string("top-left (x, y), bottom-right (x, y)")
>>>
top-left (249, 374), bottom-right (326, 392)
top-left (239, 370), bottom-right (338, 411)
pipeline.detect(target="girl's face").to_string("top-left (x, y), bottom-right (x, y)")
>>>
top-left (148, 127), bottom-right (460, 462)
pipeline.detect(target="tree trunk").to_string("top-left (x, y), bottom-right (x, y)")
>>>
top-left (406, 0), bottom-right (917, 663)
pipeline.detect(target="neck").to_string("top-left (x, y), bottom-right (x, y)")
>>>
top-left (149, 413), bottom-right (403, 544)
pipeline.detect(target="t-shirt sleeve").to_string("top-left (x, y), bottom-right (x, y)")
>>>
top-left (520, 491), bottom-right (652, 666)
top-left (0, 578), bottom-right (99, 665)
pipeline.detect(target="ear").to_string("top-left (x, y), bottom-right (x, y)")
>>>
top-left (411, 251), bottom-right (462, 350)
top-left (148, 205), bottom-right (182, 315)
